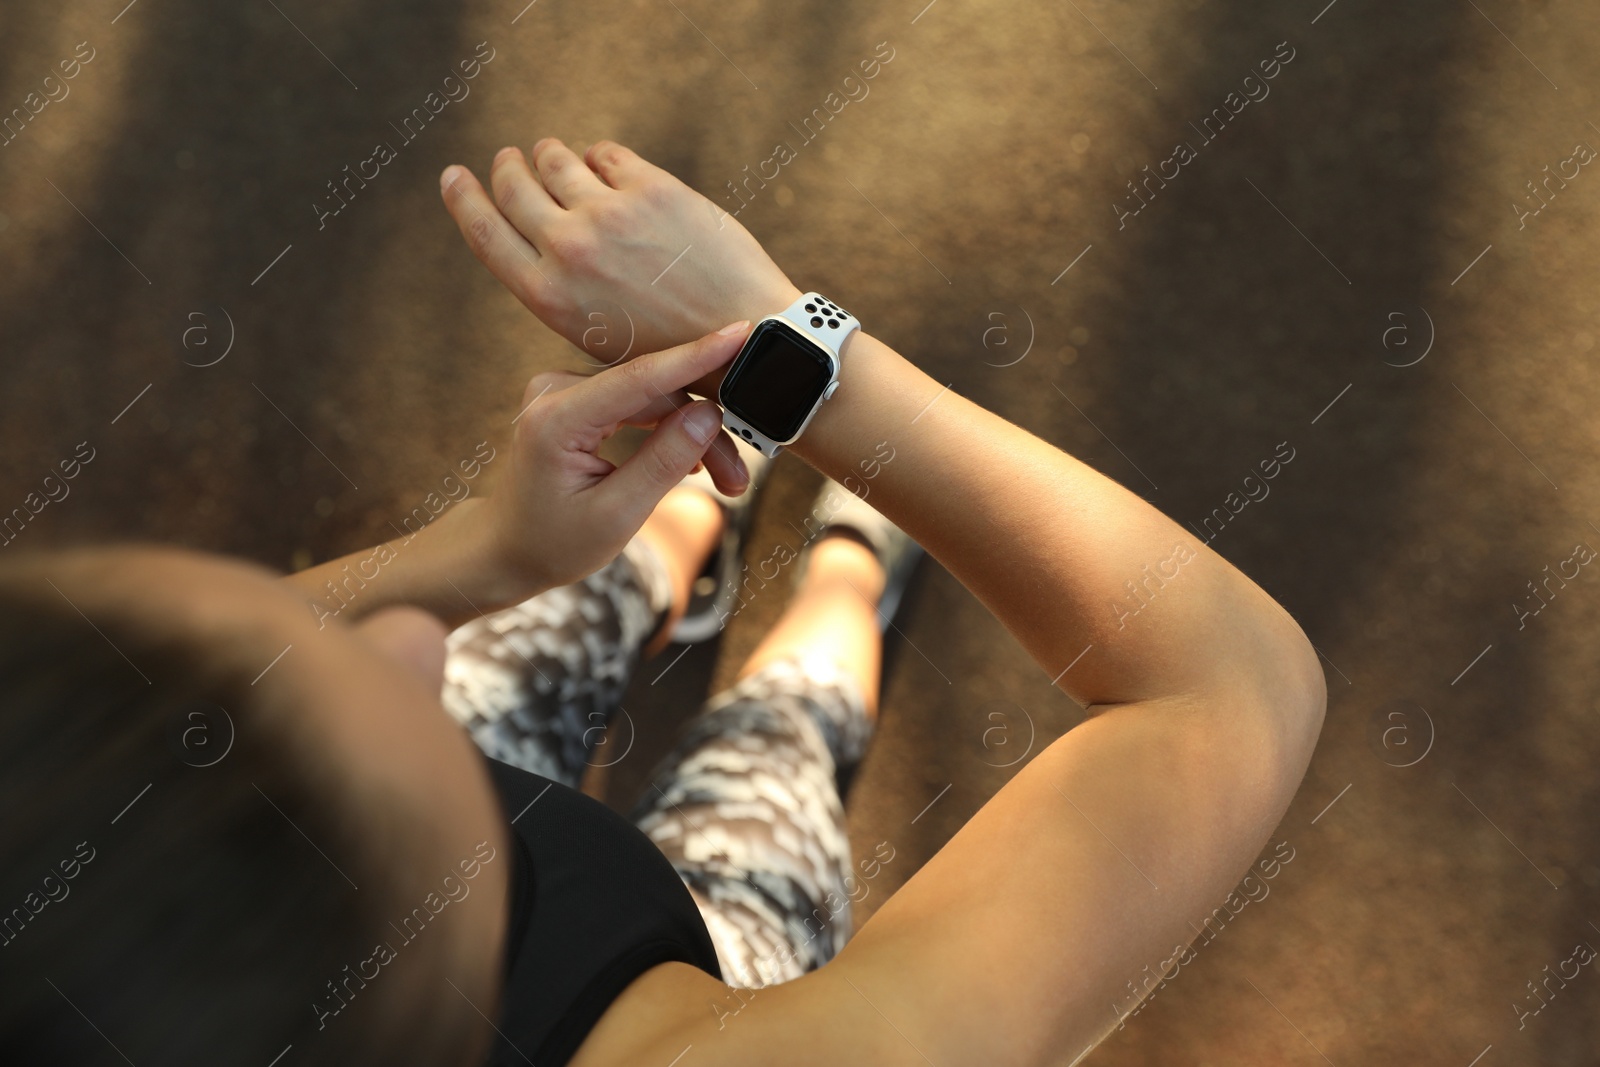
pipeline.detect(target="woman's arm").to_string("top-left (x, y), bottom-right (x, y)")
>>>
top-left (796, 330), bottom-right (1322, 712)
top-left (438, 138), bottom-right (1327, 1065)
top-left (282, 498), bottom-right (520, 632)
top-left (437, 138), bottom-right (1319, 704)
top-left (771, 328), bottom-right (1326, 1064)
top-left (594, 332), bottom-right (1326, 1067)
top-left (281, 325), bottom-right (754, 633)
top-left (573, 333), bottom-right (1327, 1067)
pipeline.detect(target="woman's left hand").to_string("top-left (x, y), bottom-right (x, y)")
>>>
top-left (485, 319), bottom-right (753, 594)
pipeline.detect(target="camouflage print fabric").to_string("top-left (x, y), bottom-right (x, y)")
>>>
top-left (441, 539), bottom-right (672, 788)
top-left (440, 538), bottom-right (874, 989)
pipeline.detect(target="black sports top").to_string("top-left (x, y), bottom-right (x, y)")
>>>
top-left (480, 755), bottom-right (723, 1067)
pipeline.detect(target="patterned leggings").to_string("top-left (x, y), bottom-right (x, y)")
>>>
top-left (440, 539), bottom-right (875, 988)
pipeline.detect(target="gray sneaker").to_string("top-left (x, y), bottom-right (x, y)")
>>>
top-left (795, 477), bottom-right (925, 632)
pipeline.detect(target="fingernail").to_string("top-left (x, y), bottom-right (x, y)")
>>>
top-left (685, 403), bottom-right (721, 444)
top-left (439, 165), bottom-right (461, 191)
top-left (717, 320), bottom-right (750, 336)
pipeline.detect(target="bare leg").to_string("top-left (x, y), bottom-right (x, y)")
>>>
top-left (634, 485), bottom-right (725, 659)
top-left (630, 530), bottom-right (891, 988)
top-left (736, 533), bottom-right (887, 719)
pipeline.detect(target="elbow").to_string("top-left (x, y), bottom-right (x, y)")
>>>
top-left (1273, 624), bottom-right (1328, 769)
top-left (1222, 623), bottom-right (1327, 828)
top-left (1222, 592), bottom-right (1328, 774)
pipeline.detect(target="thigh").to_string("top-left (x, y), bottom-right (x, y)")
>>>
top-left (629, 653), bottom-right (874, 990)
top-left (442, 541), bottom-right (672, 787)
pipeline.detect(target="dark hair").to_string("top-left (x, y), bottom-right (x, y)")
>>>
top-left (0, 568), bottom-right (492, 1065)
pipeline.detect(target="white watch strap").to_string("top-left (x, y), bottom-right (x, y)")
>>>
top-left (776, 291), bottom-right (860, 357)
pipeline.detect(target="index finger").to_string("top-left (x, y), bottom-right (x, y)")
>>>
top-left (557, 320), bottom-right (751, 432)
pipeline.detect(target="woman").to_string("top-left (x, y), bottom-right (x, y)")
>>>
top-left (0, 138), bottom-right (1324, 1066)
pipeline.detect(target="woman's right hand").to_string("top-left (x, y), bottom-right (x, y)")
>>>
top-left (438, 138), bottom-right (803, 395)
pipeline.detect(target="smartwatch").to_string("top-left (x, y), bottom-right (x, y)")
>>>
top-left (717, 291), bottom-right (860, 458)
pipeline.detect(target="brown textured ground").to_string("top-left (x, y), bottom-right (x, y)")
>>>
top-left (5, 0), bottom-right (1600, 1063)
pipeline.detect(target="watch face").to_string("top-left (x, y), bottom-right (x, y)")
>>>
top-left (719, 319), bottom-right (835, 441)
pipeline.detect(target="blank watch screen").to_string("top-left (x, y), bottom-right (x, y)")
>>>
top-left (721, 322), bottom-right (833, 441)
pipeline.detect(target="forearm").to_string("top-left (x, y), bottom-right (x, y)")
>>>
top-left (780, 332), bottom-right (1325, 1067)
top-left (792, 332), bottom-right (1319, 710)
top-left (281, 498), bottom-right (536, 632)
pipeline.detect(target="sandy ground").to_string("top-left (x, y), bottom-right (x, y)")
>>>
top-left (4, 0), bottom-right (1600, 1062)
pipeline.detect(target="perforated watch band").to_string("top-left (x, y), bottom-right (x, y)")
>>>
top-left (777, 291), bottom-right (861, 357)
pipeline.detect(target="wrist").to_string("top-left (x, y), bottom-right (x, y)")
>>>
top-left (469, 496), bottom-right (553, 612)
top-left (788, 330), bottom-right (929, 473)
top-left (378, 497), bottom-right (545, 628)
top-left (280, 496), bottom-right (538, 632)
